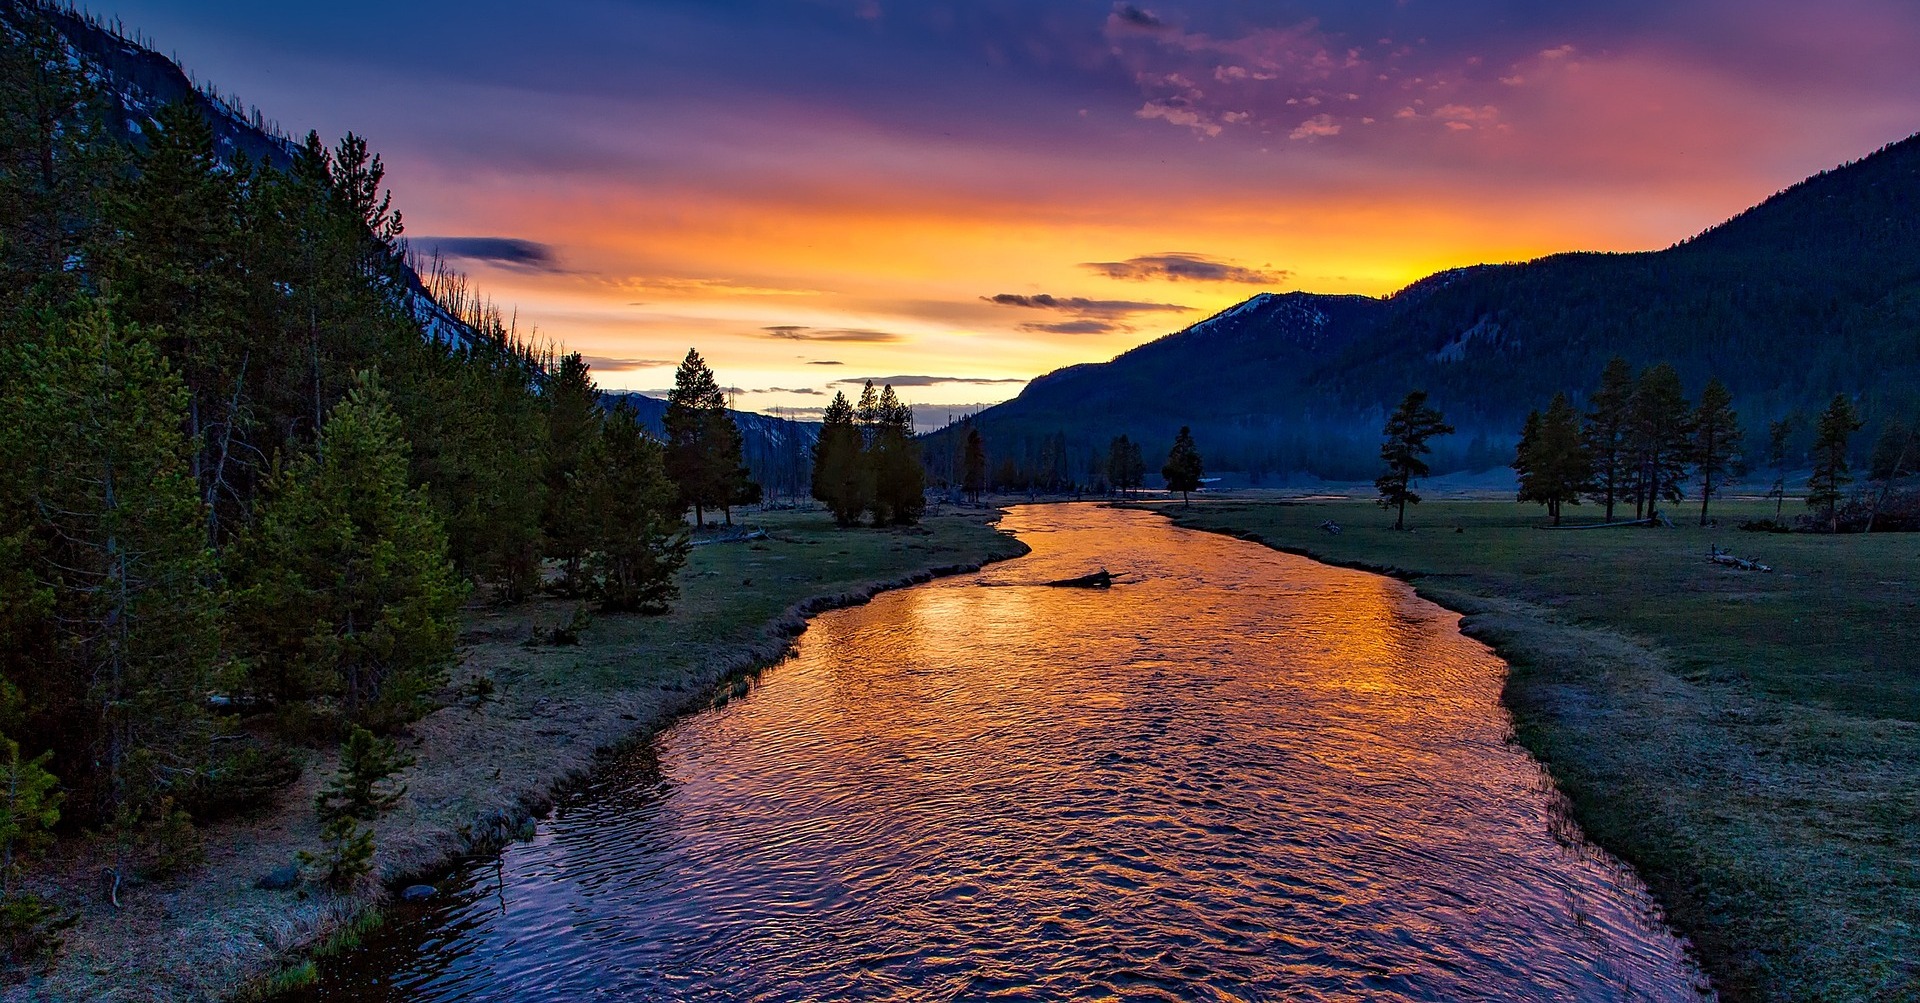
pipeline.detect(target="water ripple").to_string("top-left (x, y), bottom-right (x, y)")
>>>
top-left (293, 504), bottom-right (1712, 1002)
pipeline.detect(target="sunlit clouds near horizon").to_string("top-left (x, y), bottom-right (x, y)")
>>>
top-left (105, 0), bottom-right (1920, 414)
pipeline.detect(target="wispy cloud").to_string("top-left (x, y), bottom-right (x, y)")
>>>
top-left (577, 354), bottom-right (677, 370)
top-left (762, 325), bottom-right (903, 343)
top-left (1081, 252), bottom-right (1284, 284)
top-left (832, 375), bottom-right (1028, 387)
top-left (413, 236), bottom-right (562, 272)
top-left (1019, 320), bottom-right (1120, 335)
top-left (983, 293), bottom-right (1189, 319)
top-left (806, 360), bottom-right (846, 365)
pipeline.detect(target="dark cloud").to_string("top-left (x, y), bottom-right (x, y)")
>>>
top-left (807, 360), bottom-right (846, 365)
top-left (1109, 3), bottom-right (1169, 31)
top-left (1018, 319), bottom-right (1120, 335)
top-left (577, 354), bottom-right (676, 370)
top-left (832, 375), bottom-right (1028, 387)
top-left (763, 325), bottom-right (902, 343)
top-left (1082, 252), bottom-right (1285, 284)
top-left (982, 293), bottom-right (1187, 318)
top-left (412, 236), bottom-right (561, 271)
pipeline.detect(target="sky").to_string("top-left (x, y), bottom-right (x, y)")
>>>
top-left (104, 0), bottom-right (1920, 418)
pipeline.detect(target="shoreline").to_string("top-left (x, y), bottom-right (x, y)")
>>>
top-left (12, 508), bottom-right (1030, 1003)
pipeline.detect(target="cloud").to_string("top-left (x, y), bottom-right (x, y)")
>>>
top-left (832, 375), bottom-right (1027, 387)
top-left (1288, 113), bottom-right (1342, 140)
top-left (577, 354), bottom-right (677, 370)
top-left (1018, 320), bottom-right (1120, 335)
top-left (1107, 3), bottom-right (1169, 33)
top-left (1136, 101), bottom-right (1222, 138)
top-left (762, 325), bottom-right (903, 343)
top-left (741, 386), bottom-right (824, 395)
top-left (806, 360), bottom-right (845, 365)
top-left (1081, 252), bottom-right (1285, 284)
top-left (982, 293), bottom-right (1188, 319)
top-left (624, 277), bottom-right (819, 297)
top-left (412, 236), bottom-right (560, 271)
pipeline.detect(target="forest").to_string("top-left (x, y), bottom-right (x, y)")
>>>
top-left (0, 5), bottom-right (778, 960)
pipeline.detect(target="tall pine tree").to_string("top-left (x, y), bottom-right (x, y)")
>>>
top-left (1375, 391), bottom-right (1453, 530)
top-left (1691, 378), bottom-right (1741, 526)
top-left (1629, 363), bottom-right (1692, 521)
top-left (1515, 393), bottom-right (1591, 525)
top-left (1807, 394), bottom-right (1862, 532)
top-left (1162, 427), bottom-right (1204, 508)
top-left (588, 403), bottom-right (690, 612)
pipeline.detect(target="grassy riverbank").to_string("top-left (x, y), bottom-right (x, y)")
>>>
top-left (1142, 496), bottom-right (1918, 1002)
top-left (15, 507), bottom-right (1026, 1003)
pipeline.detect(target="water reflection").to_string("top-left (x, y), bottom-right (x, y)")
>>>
top-left (290, 504), bottom-right (1711, 1002)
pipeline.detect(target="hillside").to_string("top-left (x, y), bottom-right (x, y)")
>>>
top-left (947, 133), bottom-right (1920, 483)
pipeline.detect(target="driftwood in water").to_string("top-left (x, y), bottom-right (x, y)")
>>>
top-left (1708, 546), bottom-right (1773, 573)
top-left (1043, 569), bottom-right (1114, 588)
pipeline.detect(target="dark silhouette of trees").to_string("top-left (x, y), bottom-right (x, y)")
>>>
top-left (1162, 427), bottom-right (1204, 507)
top-left (1375, 391), bottom-right (1454, 529)
top-left (1808, 394), bottom-right (1863, 531)
top-left (587, 403), bottom-right (690, 613)
top-left (1582, 357), bottom-right (1635, 521)
top-left (1629, 363), bottom-right (1692, 521)
top-left (1515, 393), bottom-right (1590, 525)
top-left (1691, 378), bottom-right (1741, 526)
top-left (961, 427), bottom-right (987, 504)
top-left (1107, 435), bottom-right (1146, 497)
top-left (1765, 415), bottom-right (1799, 520)
top-left (664, 349), bottom-right (753, 528)
top-left (811, 392), bottom-right (867, 526)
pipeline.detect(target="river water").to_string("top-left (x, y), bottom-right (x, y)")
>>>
top-left (289, 504), bottom-right (1711, 1002)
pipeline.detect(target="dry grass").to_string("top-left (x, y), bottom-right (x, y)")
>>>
top-left (7, 505), bottom-right (1026, 1003)
top-left (1146, 495), bottom-right (1920, 1003)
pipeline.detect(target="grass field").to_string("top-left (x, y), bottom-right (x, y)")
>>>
top-left (1144, 496), bottom-right (1919, 1003)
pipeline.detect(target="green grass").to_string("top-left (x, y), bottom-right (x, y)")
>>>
top-left (1145, 496), bottom-right (1920, 1003)
top-left (463, 507), bottom-right (1027, 702)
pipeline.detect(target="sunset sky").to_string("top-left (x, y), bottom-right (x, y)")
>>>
top-left (110, 0), bottom-right (1920, 417)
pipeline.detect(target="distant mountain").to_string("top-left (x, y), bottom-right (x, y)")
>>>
top-left (941, 133), bottom-right (1920, 483)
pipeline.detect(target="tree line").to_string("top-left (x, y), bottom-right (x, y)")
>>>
top-left (0, 24), bottom-right (755, 962)
top-left (1510, 357), bottom-right (1910, 531)
top-left (811, 382), bottom-right (927, 526)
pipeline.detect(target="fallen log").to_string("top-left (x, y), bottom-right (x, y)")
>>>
top-left (1708, 546), bottom-right (1773, 573)
top-left (1043, 569), bottom-right (1114, 588)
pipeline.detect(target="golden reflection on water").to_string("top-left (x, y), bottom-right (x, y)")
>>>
top-left (293, 504), bottom-right (1712, 1003)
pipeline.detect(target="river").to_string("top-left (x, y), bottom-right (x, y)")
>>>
top-left (287, 504), bottom-right (1711, 1001)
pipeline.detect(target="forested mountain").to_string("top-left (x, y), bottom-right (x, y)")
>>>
top-left (603, 392), bottom-right (818, 505)
top-left (944, 132), bottom-right (1920, 482)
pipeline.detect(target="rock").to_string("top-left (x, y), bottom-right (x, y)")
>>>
top-left (255, 864), bottom-right (300, 890)
top-left (401, 884), bottom-right (437, 902)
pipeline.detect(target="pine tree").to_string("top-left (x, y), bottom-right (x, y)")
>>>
top-left (1582, 357), bottom-right (1635, 520)
top-left (1629, 363), bottom-right (1692, 522)
top-left (1691, 378), bottom-right (1741, 526)
top-left (1807, 394), bottom-right (1863, 532)
top-left (1107, 435), bottom-right (1135, 497)
top-left (1162, 427), bottom-right (1204, 508)
top-left (811, 391), bottom-right (868, 526)
top-left (1375, 391), bottom-right (1453, 529)
top-left (665, 349), bottom-right (753, 527)
top-left (0, 304), bottom-right (223, 824)
top-left (313, 724), bottom-right (413, 824)
top-left (961, 427), bottom-right (987, 504)
top-left (869, 385), bottom-right (925, 526)
top-left (229, 374), bottom-right (466, 730)
top-left (587, 403), bottom-right (690, 612)
top-left (0, 696), bottom-right (65, 966)
top-left (1766, 416), bottom-right (1798, 520)
top-left (1515, 393), bottom-right (1591, 525)
top-left (543, 353), bottom-right (602, 593)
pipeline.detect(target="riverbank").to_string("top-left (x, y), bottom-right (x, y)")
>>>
top-left (12, 506), bottom-right (1027, 1003)
top-left (1137, 496), bottom-right (1917, 1003)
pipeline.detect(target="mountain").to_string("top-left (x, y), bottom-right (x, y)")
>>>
top-left (944, 133), bottom-right (1920, 484)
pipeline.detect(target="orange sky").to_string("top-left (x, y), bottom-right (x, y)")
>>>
top-left (119, 0), bottom-right (1920, 415)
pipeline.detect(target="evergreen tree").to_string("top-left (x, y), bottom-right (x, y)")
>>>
top-left (313, 724), bottom-right (413, 824)
top-left (1691, 378), bottom-right (1741, 526)
top-left (811, 391), bottom-right (868, 526)
top-left (542, 353), bottom-right (602, 593)
top-left (229, 374), bottom-right (466, 730)
top-left (1582, 357), bottom-right (1636, 520)
top-left (0, 304), bottom-right (223, 824)
top-left (1375, 391), bottom-right (1454, 529)
top-left (664, 349), bottom-right (753, 527)
top-left (587, 403), bottom-right (690, 613)
top-left (0, 679), bottom-right (65, 963)
top-left (1514, 393), bottom-right (1590, 525)
top-left (1766, 415), bottom-right (1798, 520)
top-left (1107, 435), bottom-right (1135, 497)
top-left (1807, 394), bottom-right (1863, 532)
top-left (1162, 427), bottom-right (1204, 507)
top-left (869, 385), bottom-right (925, 525)
top-left (1628, 363), bottom-right (1692, 521)
top-left (961, 427), bottom-right (987, 504)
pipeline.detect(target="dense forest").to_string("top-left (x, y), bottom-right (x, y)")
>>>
top-left (941, 131), bottom-right (1920, 481)
top-left (0, 1), bottom-right (755, 960)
